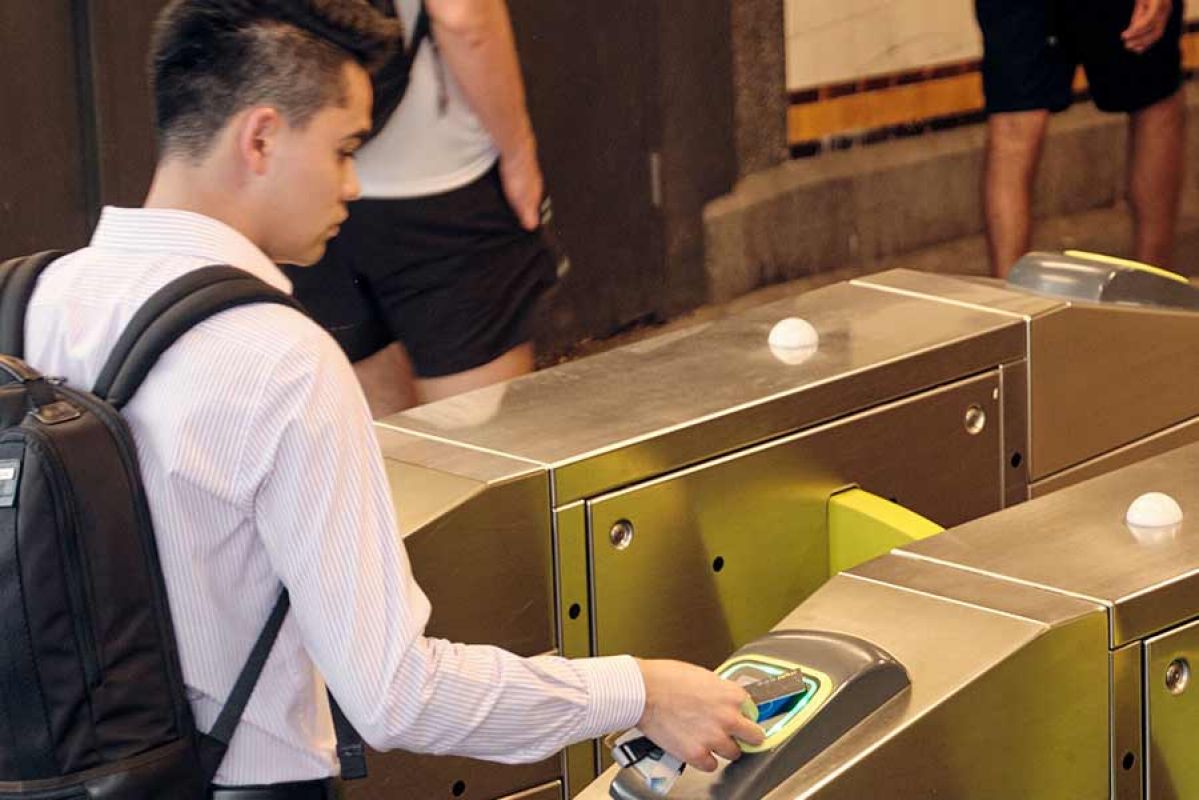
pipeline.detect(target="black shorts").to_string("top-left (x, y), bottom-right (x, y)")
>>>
top-left (284, 165), bottom-right (561, 377)
top-left (976, 0), bottom-right (1183, 114)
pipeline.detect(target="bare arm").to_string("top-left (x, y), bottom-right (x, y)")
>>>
top-left (426, 0), bottom-right (543, 229)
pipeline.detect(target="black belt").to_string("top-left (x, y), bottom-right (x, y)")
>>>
top-left (210, 778), bottom-right (340, 800)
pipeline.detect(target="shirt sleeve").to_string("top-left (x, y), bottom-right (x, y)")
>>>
top-left (241, 323), bottom-right (645, 762)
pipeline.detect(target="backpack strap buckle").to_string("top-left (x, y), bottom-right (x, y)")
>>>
top-left (32, 400), bottom-right (81, 426)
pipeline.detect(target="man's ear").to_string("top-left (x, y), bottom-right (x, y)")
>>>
top-left (237, 107), bottom-right (283, 177)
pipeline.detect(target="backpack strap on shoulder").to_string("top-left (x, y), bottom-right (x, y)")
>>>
top-left (0, 251), bottom-right (66, 358)
top-left (93, 266), bottom-right (302, 409)
top-left (197, 589), bottom-right (292, 784)
top-left (368, 2), bottom-right (432, 136)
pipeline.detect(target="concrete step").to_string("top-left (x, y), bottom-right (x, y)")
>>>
top-left (703, 84), bottom-right (1199, 303)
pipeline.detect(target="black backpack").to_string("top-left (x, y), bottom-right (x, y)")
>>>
top-left (0, 253), bottom-right (330, 799)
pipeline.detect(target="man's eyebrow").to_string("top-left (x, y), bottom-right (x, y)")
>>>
top-left (343, 129), bottom-right (371, 147)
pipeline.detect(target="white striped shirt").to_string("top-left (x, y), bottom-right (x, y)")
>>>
top-left (23, 207), bottom-right (644, 785)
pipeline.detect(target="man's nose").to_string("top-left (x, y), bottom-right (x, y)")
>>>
top-left (343, 161), bottom-right (362, 202)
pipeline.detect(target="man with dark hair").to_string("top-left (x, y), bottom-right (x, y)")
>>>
top-left (21, 0), bottom-right (761, 796)
top-left (976, 0), bottom-right (1186, 277)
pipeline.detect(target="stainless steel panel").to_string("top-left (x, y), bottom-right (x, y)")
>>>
top-left (1112, 643), bottom-right (1144, 800)
top-left (376, 426), bottom-right (543, 488)
top-left (555, 504), bottom-right (593, 660)
top-left (1031, 414), bottom-right (1199, 499)
top-left (577, 572), bottom-right (1107, 799)
top-left (1029, 304), bottom-right (1199, 480)
top-left (790, 589), bottom-right (1109, 800)
top-left (503, 782), bottom-right (563, 800)
top-left (555, 504), bottom-right (600, 797)
top-left (587, 372), bottom-right (1002, 668)
top-left (345, 752), bottom-right (560, 800)
top-left (388, 277), bottom-right (1025, 503)
top-left (850, 553), bottom-right (1098, 627)
top-left (1146, 618), bottom-right (1199, 799)
top-left (1001, 360), bottom-right (1031, 507)
top-left (563, 741), bottom-right (596, 800)
top-left (854, 269), bottom-right (1064, 319)
top-left (399, 469), bottom-right (554, 656)
top-left (903, 441), bottom-right (1199, 647)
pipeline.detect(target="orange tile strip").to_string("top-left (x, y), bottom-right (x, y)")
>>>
top-left (788, 30), bottom-right (1199, 147)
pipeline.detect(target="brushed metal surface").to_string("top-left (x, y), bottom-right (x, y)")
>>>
top-left (387, 276), bottom-right (1024, 503)
top-left (790, 589), bottom-right (1108, 800)
top-left (1145, 618), bottom-right (1199, 799)
top-left (377, 426), bottom-right (543, 489)
top-left (1112, 643), bottom-right (1144, 800)
top-left (586, 372), bottom-right (1003, 668)
top-left (904, 441), bottom-right (1199, 647)
top-left (854, 269), bottom-right (1063, 318)
top-left (577, 572), bottom-right (1107, 799)
top-left (849, 553), bottom-right (1097, 627)
top-left (1001, 360), bottom-right (1030, 507)
top-left (554, 504), bottom-right (600, 798)
top-left (345, 751), bottom-right (560, 800)
top-left (1030, 414), bottom-right (1199, 499)
top-left (555, 503), bottom-right (593, 660)
top-left (1029, 304), bottom-right (1199, 480)
top-left (503, 783), bottom-right (562, 800)
top-left (400, 470), bottom-right (554, 656)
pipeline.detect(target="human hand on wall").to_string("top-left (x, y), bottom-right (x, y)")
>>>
top-left (1122, 0), bottom-right (1173, 54)
top-left (636, 659), bottom-right (765, 771)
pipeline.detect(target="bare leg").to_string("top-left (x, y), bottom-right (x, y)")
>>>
top-left (1127, 89), bottom-right (1185, 269)
top-left (352, 342), bottom-right (418, 419)
top-left (983, 110), bottom-right (1051, 278)
top-left (416, 343), bottom-right (535, 405)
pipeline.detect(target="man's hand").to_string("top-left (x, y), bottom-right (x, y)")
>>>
top-left (636, 660), bottom-right (765, 772)
top-left (499, 136), bottom-right (544, 231)
top-left (1123, 0), bottom-right (1172, 54)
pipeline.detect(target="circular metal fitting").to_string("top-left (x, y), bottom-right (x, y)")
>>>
top-left (1166, 658), bottom-right (1190, 696)
top-left (964, 404), bottom-right (987, 436)
top-left (609, 519), bottom-right (635, 550)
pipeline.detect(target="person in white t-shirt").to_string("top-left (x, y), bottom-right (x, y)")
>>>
top-left (286, 0), bottom-right (557, 418)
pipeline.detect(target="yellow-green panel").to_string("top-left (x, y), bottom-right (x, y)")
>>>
top-left (555, 503), bottom-right (592, 660)
top-left (828, 488), bottom-right (943, 574)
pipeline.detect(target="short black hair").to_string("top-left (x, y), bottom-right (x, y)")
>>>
top-left (150, 0), bottom-right (401, 161)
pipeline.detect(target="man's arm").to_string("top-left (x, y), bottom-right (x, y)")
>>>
top-left (1122, 0), bottom-right (1173, 53)
top-left (247, 327), bottom-right (762, 766)
top-left (426, 0), bottom-right (542, 230)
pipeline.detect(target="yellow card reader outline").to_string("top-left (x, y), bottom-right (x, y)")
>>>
top-left (718, 653), bottom-right (834, 754)
top-left (1064, 250), bottom-right (1189, 285)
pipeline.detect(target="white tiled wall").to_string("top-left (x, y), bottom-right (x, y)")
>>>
top-left (786, 0), bottom-right (1199, 92)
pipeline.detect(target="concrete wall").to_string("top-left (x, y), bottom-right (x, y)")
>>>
top-left (705, 84), bottom-right (1199, 302)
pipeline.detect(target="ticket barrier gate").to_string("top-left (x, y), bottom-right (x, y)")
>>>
top-left (580, 439), bottom-right (1199, 799)
top-left (352, 253), bottom-right (1199, 799)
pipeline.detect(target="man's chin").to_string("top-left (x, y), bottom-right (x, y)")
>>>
top-left (278, 243), bottom-right (327, 268)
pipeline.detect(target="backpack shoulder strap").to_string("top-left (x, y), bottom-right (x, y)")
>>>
top-left (93, 265), bottom-right (302, 409)
top-left (197, 589), bottom-right (292, 784)
top-left (0, 250), bottom-right (66, 358)
top-left (369, 3), bottom-right (432, 135)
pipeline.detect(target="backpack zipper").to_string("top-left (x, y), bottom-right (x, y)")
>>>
top-left (17, 428), bottom-right (101, 689)
top-left (56, 387), bottom-right (192, 730)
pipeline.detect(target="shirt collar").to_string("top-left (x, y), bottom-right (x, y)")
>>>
top-left (90, 207), bottom-right (294, 295)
